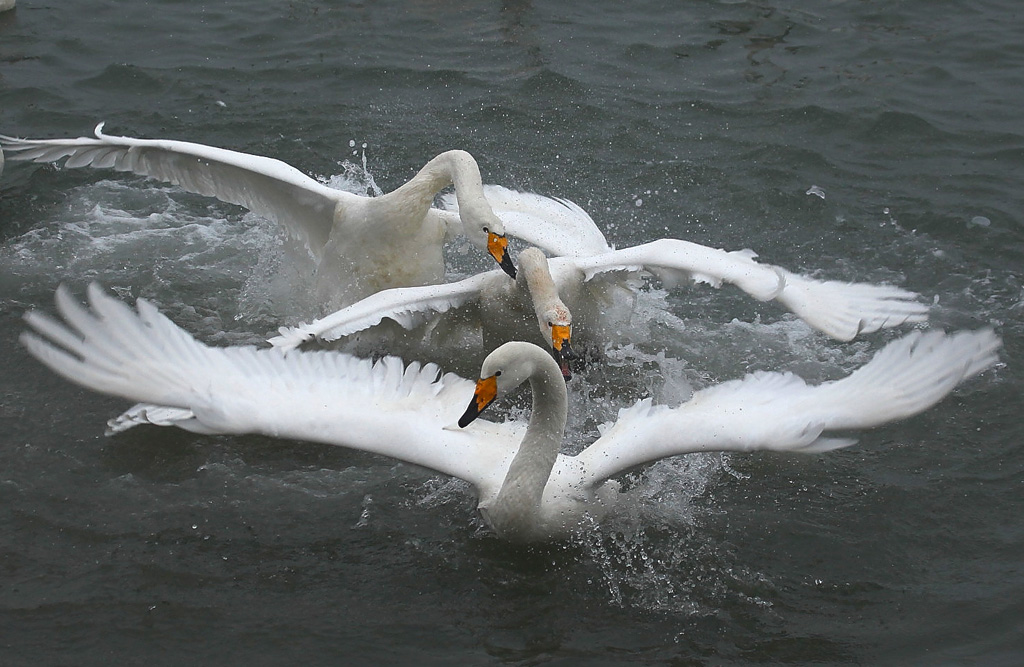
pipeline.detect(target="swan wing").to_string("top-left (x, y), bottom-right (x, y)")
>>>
top-left (106, 403), bottom-right (221, 435)
top-left (268, 271), bottom-right (497, 351)
top-left (0, 125), bottom-right (349, 259)
top-left (573, 239), bottom-right (929, 340)
top-left (770, 269), bottom-right (929, 341)
top-left (20, 283), bottom-right (516, 492)
top-left (575, 329), bottom-right (1000, 488)
top-left (440, 184), bottom-right (612, 257)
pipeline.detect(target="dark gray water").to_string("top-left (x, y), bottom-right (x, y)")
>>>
top-left (1, 1), bottom-right (1022, 664)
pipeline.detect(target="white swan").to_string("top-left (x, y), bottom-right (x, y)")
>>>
top-left (271, 246), bottom-right (581, 376)
top-left (269, 239), bottom-right (931, 364)
top-left (21, 284), bottom-right (999, 541)
top-left (0, 125), bottom-right (529, 308)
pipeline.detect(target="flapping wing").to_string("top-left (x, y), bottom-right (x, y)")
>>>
top-left (441, 184), bottom-right (612, 258)
top-left (573, 238), bottom-right (929, 340)
top-left (771, 270), bottom-right (929, 341)
top-left (0, 124), bottom-right (348, 258)
top-left (20, 283), bottom-right (509, 489)
top-left (575, 329), bottom-right (1000, 488)
top-left (268, 271), bottom-right (497, 352)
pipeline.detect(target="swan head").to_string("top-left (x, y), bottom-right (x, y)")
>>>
top-left (517, 247), bottom-right (576, 380)
top-left (457, 341), bottom-right (549, 428)
top-left (463, 210), bottom-right (516, 280)
top-left (485, 227), bottom-right (517, 280)
top-left (539, 305), bottom-right (576, 381)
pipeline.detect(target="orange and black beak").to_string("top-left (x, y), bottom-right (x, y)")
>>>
top-left (458, 374), bottom-right (499, 428)
top-left (487, 231), bottom-right (517, 280)
top-left (550, 324), bottom-right (576, 381)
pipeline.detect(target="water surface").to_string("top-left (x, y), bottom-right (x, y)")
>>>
top-left (1, 1), bottom-right (1022, 664)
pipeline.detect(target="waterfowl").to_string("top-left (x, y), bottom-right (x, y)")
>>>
top-left (1, 125), bottom-right (524, 308)
top-left (21, 284), bottom-right (998, 542)
top-left (270, 239), bottom-right (930, 365)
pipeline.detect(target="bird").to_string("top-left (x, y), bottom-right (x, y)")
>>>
top-left (21, 284), bottom-right (999, 542)
top-left (0, 125), bottom-right (542, 309)
top-left (272, 246), bottom-right (581, 378)
top-left (268, 239), bottom-right (931, 369)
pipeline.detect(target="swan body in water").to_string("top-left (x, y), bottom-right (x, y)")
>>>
top-left (21, 284), bottom-right (998, 541)
top-left (1, 125), bottom-right (529, 309)
top-left (274, 247), bottom-right (583, 376)
top-left (270, 239), bottom-right (930, 366)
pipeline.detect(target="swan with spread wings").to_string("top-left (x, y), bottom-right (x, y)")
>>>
top-left (270, 239), bottom-right (931, 373)
top-left (22, 284), bottom-right (997, 541)
top-left (1, 126), bottom-right (618, 308)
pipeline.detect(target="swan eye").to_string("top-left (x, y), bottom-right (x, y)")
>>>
top-left (547, 321), bottom-right (553, 328)
top-left (482, 226), bottom-right (489, 234)
top-left (494, 370), bottom-right (502, 377)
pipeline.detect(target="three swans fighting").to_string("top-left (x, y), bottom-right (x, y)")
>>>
top-left (4, 127), bottom-right (1001, 543)
top-left (21, 285), bottom-right (1000, 542)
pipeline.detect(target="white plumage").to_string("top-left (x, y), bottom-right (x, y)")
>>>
top-left (270, 237), bottom-right (930, 360)
top-left (22, 284), bottom-right (999, 542)
top-left (0, 125), bottom-right (537, 308)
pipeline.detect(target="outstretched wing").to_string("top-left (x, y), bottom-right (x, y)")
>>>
top-left (20, 283), bottom-right (512, 490)
top-left (1, 124), bottom-right (349, 258)
top-left (269, 271), bottom-right (497, 351)
top-left (573, 238), bottom-right (929, 340)
top-left (441, 184), bottom-right (612, 258)
top-left (575, 329), bottom-right (1000, 487)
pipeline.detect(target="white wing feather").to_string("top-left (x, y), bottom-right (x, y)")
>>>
top-left (20, 283), bottom-right (513, 490)
top-left (441, 184), bottom-right (612, 258)
top-left (573, 239), bottom-right (929, 340)
top-left (575, 328), bottom-right (1001, 487)
top-left (268, 271), bottom-right (497, 351)
top-left (0, 124), bottom-right (348, 258)
top-left (773, 270), bottom-right (929, 341)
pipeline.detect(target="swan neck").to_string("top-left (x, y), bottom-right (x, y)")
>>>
top-left (398, 149), bottom-right (479, 196)
top-left (384, 150), bottom-right (491, 233)
top-left (487, 353), bottom-right (568, 540)
top-left (380, 151), bottom-right (460, 217)
top-left (431, 150), bottom-right (495, 221)
top-left (519, 250), bottom-right (562, 317)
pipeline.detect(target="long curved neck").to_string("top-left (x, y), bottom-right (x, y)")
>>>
top-left (518, 248), bottom-right (565, 323)
top-left (384, 150), bottom-right (489, 233)
top-left (486, 352), bottom-right (568, 540)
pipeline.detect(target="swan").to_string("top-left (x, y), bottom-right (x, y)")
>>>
top-left (21, 284), bottom-right (999, 542)
top-left (0, 125), bottom-right (532, 309)
top-left (271, 246), bottom-right (581, 377)
top-left (269, 239), bottom-right (931, 365)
